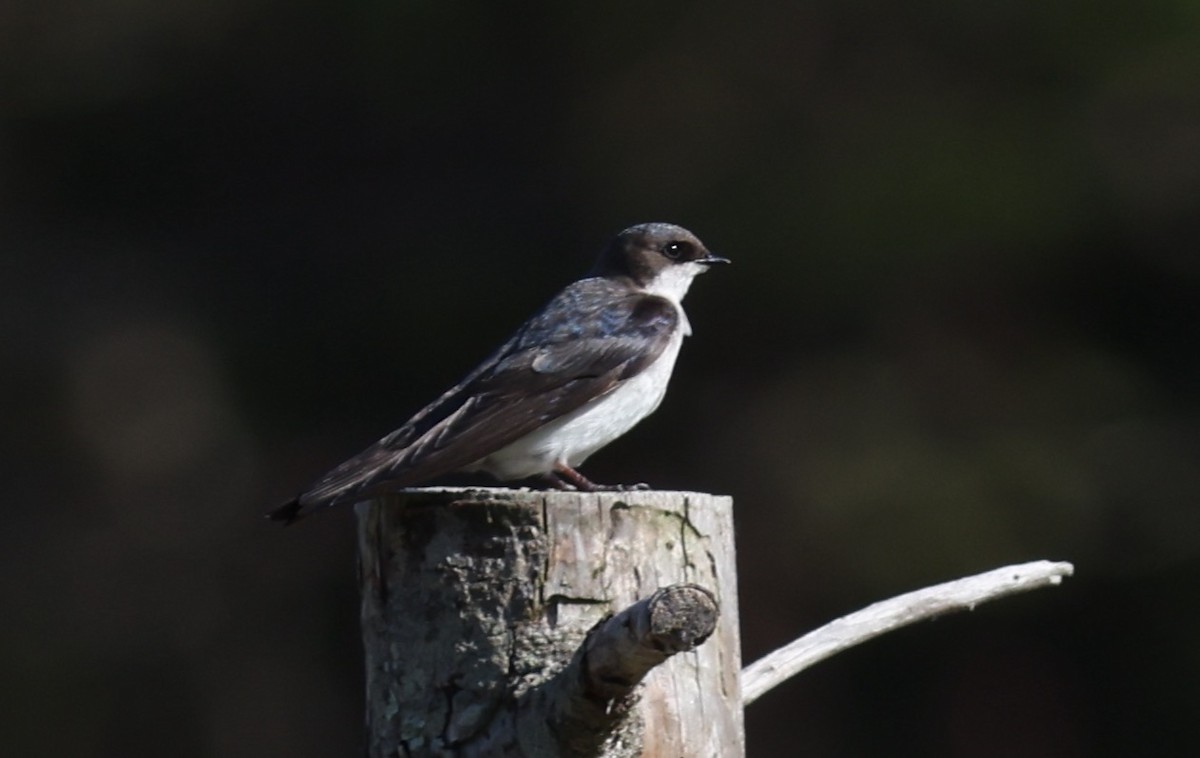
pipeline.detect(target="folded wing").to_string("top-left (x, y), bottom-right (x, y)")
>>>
top-left (271, 288), bottom-right (678, 522)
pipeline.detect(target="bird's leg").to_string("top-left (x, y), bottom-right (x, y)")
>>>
top-left (549, 463), bottom-right (652, 492)
top-left (541, 471), bottom-right (576, 491)
top-left (553, 462), bottom-right (600, 492)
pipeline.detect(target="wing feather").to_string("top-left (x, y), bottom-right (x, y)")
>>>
top-left (283, 285), bottom-right (679, 518)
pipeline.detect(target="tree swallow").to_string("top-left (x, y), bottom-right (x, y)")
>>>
top-left (269, 222), bottom-right (728, 524)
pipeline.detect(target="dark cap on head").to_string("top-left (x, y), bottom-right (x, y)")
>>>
top-left (591, 223), bottom-right (728, 285)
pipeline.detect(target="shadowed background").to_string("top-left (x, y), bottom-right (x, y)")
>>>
top-left (4, 1), bottom-right (1199, 755)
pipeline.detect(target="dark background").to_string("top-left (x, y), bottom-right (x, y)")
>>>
top-left (5, 1), bottom-right (1199, 755)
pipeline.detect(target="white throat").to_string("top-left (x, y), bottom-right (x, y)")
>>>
top-left (640, 261), bottom-right (703, 336)
top-left (641, 261), bottom-right (705, 304)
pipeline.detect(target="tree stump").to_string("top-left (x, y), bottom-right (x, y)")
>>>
top-left (356, 488), bottom-right (743, 757)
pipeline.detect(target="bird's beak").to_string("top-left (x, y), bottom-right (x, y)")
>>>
top-left (698, 252), bottom-right (731, 266)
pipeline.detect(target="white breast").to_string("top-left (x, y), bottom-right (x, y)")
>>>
top-left (469, 309), bottom-right (688, 481)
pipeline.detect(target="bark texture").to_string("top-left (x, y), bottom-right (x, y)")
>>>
top-left (356, 488), bottom-right (742, 757)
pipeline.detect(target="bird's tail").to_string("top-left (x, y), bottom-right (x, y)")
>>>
top-left (266, 497), bottom-right (307, 525)
top-left (268, 439), bottom-right (414, 526)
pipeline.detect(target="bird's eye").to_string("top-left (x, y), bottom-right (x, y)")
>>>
top-left (661, 240), bottom-right (694, 260)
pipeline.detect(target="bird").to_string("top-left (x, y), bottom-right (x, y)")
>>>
top-left (268, 222), bottom-right (728, 524)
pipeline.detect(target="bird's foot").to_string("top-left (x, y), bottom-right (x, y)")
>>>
top-left (548, 464), bottom-right (650, 492)
top-left (551, 463), bottom-right (600, 491)
top-left (541, 472), bottom-right (577, 491)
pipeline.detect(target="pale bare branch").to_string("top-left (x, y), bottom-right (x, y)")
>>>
top-left (741, 560), bottom-right (1075, 706)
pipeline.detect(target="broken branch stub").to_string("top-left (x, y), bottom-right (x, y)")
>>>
top-left (356, 488), bottom-right (743, 757)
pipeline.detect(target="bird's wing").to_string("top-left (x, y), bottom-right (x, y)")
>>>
top-left (272, 291), bottom-right (678, 521)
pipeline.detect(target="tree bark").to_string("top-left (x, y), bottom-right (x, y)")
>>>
top-left (356, 488), bottom-right (743, 757)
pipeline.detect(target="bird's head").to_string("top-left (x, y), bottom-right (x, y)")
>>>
top-left (592, 222), bottom-right (729, 300)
